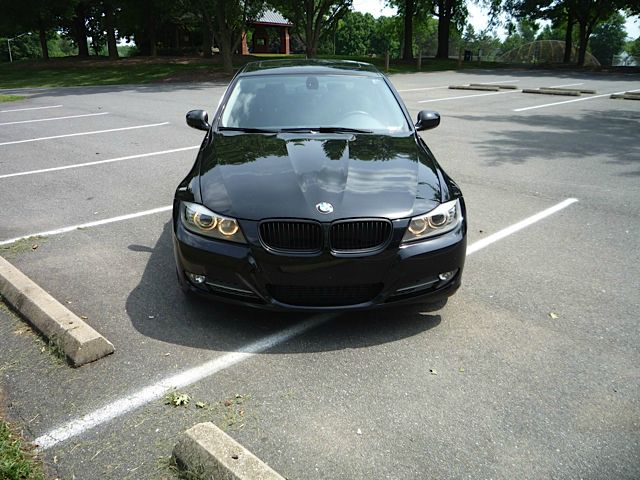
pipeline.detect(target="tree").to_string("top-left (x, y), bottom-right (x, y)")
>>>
top-left (273, 0), bottom-right (352, 58)
top-left (0, 0), bottom-right (73, 60)
top-left (573, 0), bottom-right (624, 66)
top-left (210, 0), bottom-right (264, 73)
top-left (628, 36), bottom-right (640, 57)
top-left (429, 0), bottom-right (468, 59)
top-left (370, 15), bottom-right (402, 57)
top-left (334, 11), bottom-right (376, 55)
top-left (589, 11), bottom-right (626, 65)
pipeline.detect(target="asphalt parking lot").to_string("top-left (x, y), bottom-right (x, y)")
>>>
top-left (1, 68), bottom-right (639, 479)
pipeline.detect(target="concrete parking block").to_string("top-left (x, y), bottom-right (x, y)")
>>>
top-left (0, 255), bottom-right (114, 366)
top-left (522, 88), bottom-right (581, 96)
top-left (544, 87), bottom-right (596, 94)
top-left (449, 85), bottom-right (500, 91)
top-left (173, 422), bottom-right (285, 480)
top-left (469, 83), bottom-right (518, 89)
top-left (610, 93), bottom-right (640, 100)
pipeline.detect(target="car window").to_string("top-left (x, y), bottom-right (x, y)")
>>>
top-left (220, 74), bottom-right (410, 133)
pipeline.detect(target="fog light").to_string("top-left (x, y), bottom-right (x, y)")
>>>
top-left (438, 270), bottom-right (457, 282)
top-left (187, 272), bottom-right (206, 284)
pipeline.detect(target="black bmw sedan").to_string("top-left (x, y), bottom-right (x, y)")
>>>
top-left (173, 59), bottom-right (466, 310)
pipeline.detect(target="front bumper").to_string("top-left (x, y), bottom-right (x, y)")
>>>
top-left (173, 217), bottom-right (466, 311)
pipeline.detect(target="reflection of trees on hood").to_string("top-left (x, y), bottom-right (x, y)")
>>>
top-left (206, 133), bottom-right (288, 168)
top-left (322, 139), bottom-right (348, 160)
top-left (349, 135), bottom-right (418, 162)
top-left (203, 133), bottom-right (423, 172)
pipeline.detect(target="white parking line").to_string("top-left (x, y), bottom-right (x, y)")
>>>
top-left (513, 88), bottom-right (640, 112)
top-left (398, 80), bottom-right (519, 93)
top-left (418, 89), bottom-right (518, 103)
top-left (0, 146), bottom-right (199, 179)
top-left (0, 112), bottom-right (109, 126)
top-left (479, 80), bottom-right (520, 84)
top-left (398, 86), bottom-right (448, 92)
top-left (466, 198), bottom-right (578, 255)
top-left (0, 105), bottom-right (62, 114)
top-left (0, 206), bottom-right (172, 246)
top-left (27, 198), bottom-right (578, 451)
top-left (548, 83), bottom-right (584, 88)
top-left (34, 314), bottom-right (336, 451)
top-left (0, 122), bottom-right (170, 146)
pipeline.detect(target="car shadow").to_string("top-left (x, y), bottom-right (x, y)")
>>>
top-left (126, 221), bottom-right (443, 354)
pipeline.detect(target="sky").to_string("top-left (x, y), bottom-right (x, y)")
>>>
top-left (352, 0), bottom-right (640, 41)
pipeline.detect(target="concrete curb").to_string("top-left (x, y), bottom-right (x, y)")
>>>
top-left (469, 83), bottom-right (518, 89)
top-left (173, 422), bottom-right (285, 480)
top-left (0, 256), bottom-right (114, 367)
top-left (522, 88), bottom-right (581, 96)
top-left (449, 85), bottom-right (500, 91)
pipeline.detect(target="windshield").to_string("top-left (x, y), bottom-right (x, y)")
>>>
top-left (219, 74), bottom-right (410, 134)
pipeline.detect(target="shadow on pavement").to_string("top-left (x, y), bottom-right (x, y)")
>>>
top-left (126, 221), bottom-right (443, 354)
top-left (450, 108), bottom-right (640, 175)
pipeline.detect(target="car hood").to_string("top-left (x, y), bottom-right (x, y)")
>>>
top-left (198, 132), bottom-right (442, 221)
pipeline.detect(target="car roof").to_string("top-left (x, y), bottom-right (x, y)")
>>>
top-left (238, 59), bottom-right (382, 77)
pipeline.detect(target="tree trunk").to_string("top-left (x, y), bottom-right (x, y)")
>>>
top-left (148, 8), bottom-right (157, 56)
top-left (563, 6), bottom-right (574, 63)
top-left (74, 4), bottom-right (89, 57)
top-left (219, 36), bottom-right (233, 73)
top-left (402, 0), bottom-right (415, 61)
top-left (37, 18), bottom-right (49, 60)
top-left (305, 0), bottom-right (316, 58)
top-left (577, 21), bottom-right (588, 66)
top-left (436, 12), bottom-right (450, 59)
top-left (105, 4), bottom-right (119, 60)
top-left (202, 14), bottom-right (213, 58)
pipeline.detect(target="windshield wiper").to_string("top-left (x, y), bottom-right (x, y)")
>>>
top-left (218, 126), bottom-right (279, 133)
top-left (279, 127), bottom-right (373, 134)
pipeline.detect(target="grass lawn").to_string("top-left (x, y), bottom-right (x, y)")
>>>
top-left (0, 54), bottom-right (508, 89)
top-left (0, 95), bottom-right (25, 102)
top-left (0, 417), bottom-right (44, 480)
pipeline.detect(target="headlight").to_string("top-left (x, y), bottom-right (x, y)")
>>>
top-left (402, 199), bottom-right (462, 243)
top-left (181, 201), bottom-right (246, 243)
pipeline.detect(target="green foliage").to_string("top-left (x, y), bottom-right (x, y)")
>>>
top-left (0, 34), bottom-right (41, 62)
top-left (589, 12), bottom-right (627, 65)
top-left (502, 18), bottom-right (539, 53)
top-left (335, 11), bottom-right (376, 56)
top-left (627, 36), bottom-right (640, 57)
top-left (370, 15), bottom-right (402, 57)
top-left (272, 0), bottom-right (353, 56)
top-left (0, 95), bottom-right (25, 102)
top-left (0, 419), bottom-right (45, 480)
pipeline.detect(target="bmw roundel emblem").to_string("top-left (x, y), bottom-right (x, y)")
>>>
top-left (316, 202), bottom-right (334, 214)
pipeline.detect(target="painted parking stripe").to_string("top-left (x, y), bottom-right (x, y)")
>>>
top-left (28, 198), bottom-right (579, 451)
top-left (466, 198), bottom-right (578, 255)
top-left (34, 314), bottom-right (336, 451)
top-left (398, 81), bottom-right (519, 93)
top-left (548, 83), bottom-right (584, 88)
top-left (0, 112), bottom-right (109, 126)
top-left (0, 206), bottom-right (172, 246)
top-left (418, 89), bottom-right (519, 103)
top-left (0, 105), bottom-right (63, 114)
top-left (398, 86), bottom-right (448, 92)
top-left (0, 122), bottom-right (170, 146)
top-left (0, 146), bottom-right (199, 179)
top-left (513, 88), bottom-right (640, 112)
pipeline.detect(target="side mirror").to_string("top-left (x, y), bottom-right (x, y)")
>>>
top-left (415, 110), bottom-right (440, 131)
top-left (186, 109), bottom-right (210, 131)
